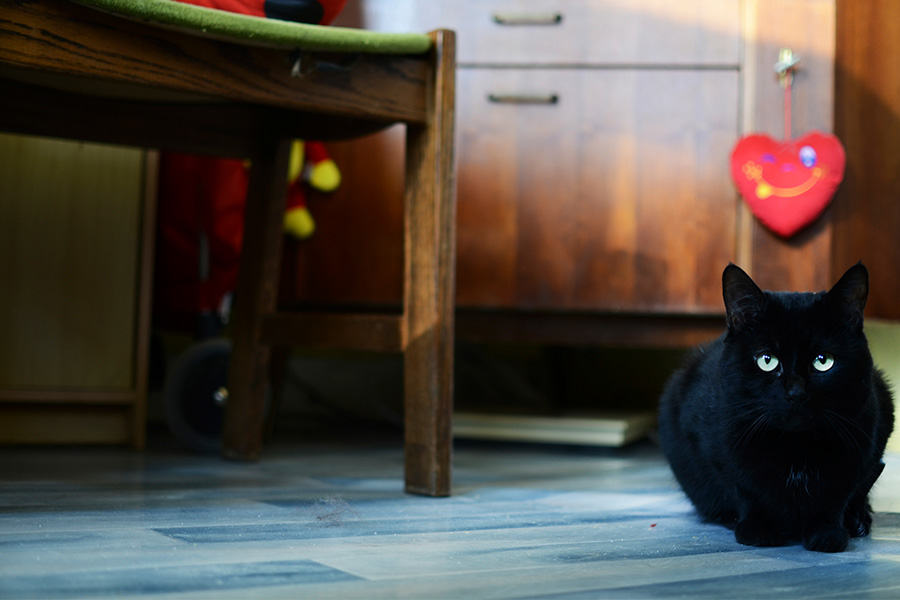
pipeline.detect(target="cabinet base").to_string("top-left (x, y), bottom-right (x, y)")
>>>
top-left (457, 310), bottom-right (725, 348)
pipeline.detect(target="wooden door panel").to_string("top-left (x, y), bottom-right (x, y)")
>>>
top-left (743, 0), bottom-right (836, 295)
top-left (456, 68), bottom-right (740, 312)
top-left (833, 0), bottom-right (900, 318)
top-left (339, 0), bottom-right (741, 67)
top-left (0, 134), bottom-right (143, 389)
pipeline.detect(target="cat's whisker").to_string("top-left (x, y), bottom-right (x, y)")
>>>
top-left (732, 410), bottom-right (772, 455)
top-left (825, 408), bottom-right (875, 443)
top-left (823, 409), bottom-right (869, 457)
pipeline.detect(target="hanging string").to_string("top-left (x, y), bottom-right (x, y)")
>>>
top-left (784, 72), bottom-right (793, 141)
top-left (775, 48), bottom-right (798, 141)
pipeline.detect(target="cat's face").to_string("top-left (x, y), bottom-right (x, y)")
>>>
top-left (720, 264), bottom-right (873, 430)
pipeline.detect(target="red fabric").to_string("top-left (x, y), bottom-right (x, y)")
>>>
top-left (730, 132), bottom-right (846, 238)
top-left (176, 0), bottom-right (265, 17)
top-left (155, 154), bottom-right (248, 322)
top-left (304, 140), bottom-right (330, 164)
top-left (174, 0), bottom-right (347, 24)
top-left (316, 0), bottom-right (346, 25)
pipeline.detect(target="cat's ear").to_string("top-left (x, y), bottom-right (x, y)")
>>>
top-left (827, 262), bottom-right (868, 327)
top-left (723, 263), bottom-right (765, 330)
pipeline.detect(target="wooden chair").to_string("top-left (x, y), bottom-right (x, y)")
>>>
top-left (0, 0), bottom-right (456, 496)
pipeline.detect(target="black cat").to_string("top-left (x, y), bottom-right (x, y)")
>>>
top-left (658, 263), bottom-right (894, 552)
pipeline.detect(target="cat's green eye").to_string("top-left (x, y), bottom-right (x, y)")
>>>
top-left (756, 353), bottom-right (780, 372)
top-left (813, 353), bottom-right (835, 372)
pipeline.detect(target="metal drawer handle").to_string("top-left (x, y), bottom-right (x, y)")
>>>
top-left (488, 93), bottom-right (559, 105)
top-left (492, 12), bottom-right (563, 26)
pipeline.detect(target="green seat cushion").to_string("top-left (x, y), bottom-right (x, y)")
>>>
top-left (74, 0), bottom-right (433, 54)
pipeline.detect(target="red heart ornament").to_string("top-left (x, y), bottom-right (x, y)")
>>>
top-left (730, 132), bottom-right (845, 238)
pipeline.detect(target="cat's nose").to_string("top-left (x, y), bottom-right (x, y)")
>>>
top-left (785, 376), bottom-right (806, 403)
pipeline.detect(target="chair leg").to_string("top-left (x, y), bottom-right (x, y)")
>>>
top-left (222, 135), bottom-right (292, 461)
top-left (264, 345), bottom-right (290, 442)
top-left (402, 29), bottom-right (457, 497)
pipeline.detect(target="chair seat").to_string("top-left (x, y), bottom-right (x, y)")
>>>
top-left (0, 0), bottom-right (457, 496)
top-left (73, 0), bottom-right (432, 53)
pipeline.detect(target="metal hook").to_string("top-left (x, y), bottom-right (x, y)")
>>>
top-left (290, 50), bottom-right (360, 78)
top-left (774, 48), bottom-right (800, 88)
top-left (290, 51), bottom-right (305, 77)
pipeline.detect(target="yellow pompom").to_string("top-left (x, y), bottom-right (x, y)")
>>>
top-left (309, 159), bottom-right (341, 192)
top-left (283, 207), bottom-right (315, 239)
top-left (287, 140), bottom-right (305, 183)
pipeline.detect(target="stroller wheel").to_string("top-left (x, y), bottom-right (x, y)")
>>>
top-left (164, 338), bottom-right (231, 454)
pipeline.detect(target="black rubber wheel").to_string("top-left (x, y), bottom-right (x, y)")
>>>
top-left (164, 338), bottom-right (231, 454)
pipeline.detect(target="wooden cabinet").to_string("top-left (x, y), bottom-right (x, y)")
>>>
top-left (0, 134), bottom-right (154, 446)
top-left (454, 67), bottom-right (739, 313)
top-left (832, 0), bottom-right (900, 320)
top-left (287, 0), bottom-right (848, 346)
top-left (387, 1), bottom-right (740, 66)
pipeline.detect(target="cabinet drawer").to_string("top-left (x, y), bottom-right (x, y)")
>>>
top-left (455, 68), bottom-right (740, 312)
top-left (342, 0), bottom-right (741, 66)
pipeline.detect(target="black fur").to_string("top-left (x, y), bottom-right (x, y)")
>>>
top-left (658, 263), bottom-right (894, 552)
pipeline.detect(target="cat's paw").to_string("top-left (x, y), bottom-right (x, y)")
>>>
top-left (845, 503), bottom-right (874, 537)
top-left (734, 520), bottom-right (786, 547)
top-left (803, 526), bottom-right (849, 553)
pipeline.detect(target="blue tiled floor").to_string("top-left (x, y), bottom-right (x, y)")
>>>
top-left (3, 430), bottom-right (900, 599)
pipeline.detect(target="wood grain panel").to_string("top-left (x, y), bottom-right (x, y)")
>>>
top-left (338, 0), bottom-right (741, 67)
top-left (0, 405), bottom-right (131, 445)
top-left (832, 0), bottom-right (900, 318)
top-left (280, 126), bottom-right (406, 307)
top-left (743, 0), bottom-right (836, 293)
top-left (402, 29), bottom-right (457, 496)
top-left (312, 0), bottom-right (840, 340)
top-left (0, 0), bottom-right (429, 124)
top-left (455, 68), bottom-right (740, 312)
top-left (262, 313), bottom-right (404, 351)
top-left (0, 134), bottom-right (143, 389)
